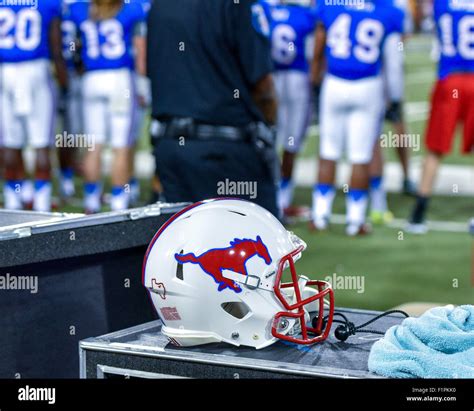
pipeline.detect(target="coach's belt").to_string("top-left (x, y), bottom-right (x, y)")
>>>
top-left (150, 117), bottom-right (248, 142)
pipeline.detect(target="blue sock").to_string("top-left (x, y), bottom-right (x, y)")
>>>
top-left (370, 176), bottom-right (382, 191)
top-left (280, 177), bottom-right (291, 190)
top-left (314, 183), bottom-right (335, 196)
top-left (348, 188), bottom-right (368, 201)
top-left (112, 186), bottom-right (124, 196)
top-left (84, 182), bottom-right (99, 195)
top-left (6, 180), bottom-right (23, 190)
top-left (61, 168), bottom-right (74, 180)
top-left (34, 179), bottom-right (51, 191)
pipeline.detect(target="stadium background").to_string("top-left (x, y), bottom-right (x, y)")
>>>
top-left (13, 31), bottom-right (470, 311)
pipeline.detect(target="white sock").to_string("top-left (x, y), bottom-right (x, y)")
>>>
top-left (84, 182), bottom-right (102, 213)
top-left (21, 180), bottom-right (34, 205)
top-left (278, 177), bottom-right (294, 212)
top-left (111, 186), bottom-right (130, 211)
top-left (346, 188), bottom-right (369, 227)
top-left (369, 176), bottom-right (387, 213)
top-left (33, 180), bottom-right (52, 212)
top-left (312, 184), bottom-right (335, 224)
top-left (60, 168), bottom-right (75, 197)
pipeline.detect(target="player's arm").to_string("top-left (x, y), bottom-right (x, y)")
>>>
top-left (252, 73), bottom-right (278, 126)
top-left (49, 17), bottom-right (68, 89)
top-left (383, 32), bottom-right (404, 122)
top-left (134, 20), bottom-right (150, 107)
top-left (310, 22), bottom-right (326, 86)
top-left (134, 21), bottom-right (147, 76)
top-left (232, 0), bottom-right (277, 125)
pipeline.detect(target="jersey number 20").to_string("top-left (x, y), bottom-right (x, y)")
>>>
top-left (327, 14), bottom-right (384, 64)
top-left (0, 8), bottom-right (42, 51)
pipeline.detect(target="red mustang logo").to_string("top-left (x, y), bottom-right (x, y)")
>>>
top-left (175, 236), bottom-right (272, 293)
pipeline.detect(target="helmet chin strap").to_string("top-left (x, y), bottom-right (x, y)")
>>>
top-left (317, 310), bottom-right (410, 342)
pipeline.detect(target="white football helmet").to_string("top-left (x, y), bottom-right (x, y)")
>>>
top-left (143, 199), bottom-right (334, 349)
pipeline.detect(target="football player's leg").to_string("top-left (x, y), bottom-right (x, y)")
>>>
top-left (82, 76), bottom-right (106, 214)
top-left (369, 134), bottom-right (393, 225)
top-left (275, 72), bottom-right (292, 214)
top-left (312, 76), bottom-right (344, 230)
top-left (58, 72), bottom-right (81, 199)
top-left (282, 72), bottom-right (311, 214)
top-left (29, 65), bottom-right (55, 212)
top-left (109, 88), bottom-right (135, 211)
top-left (3, 149), bottom-right (24, 210)
top-left (461, 74), bottom-right (474, 155)
top-left (409, 78), bottom-right (459, 229)
top-left (346, 81), bottom-right (383, 236)
top-left (129, 74), bottom-right (147, 206)
top-left (2, 64), bottom-right (26, 210)
top-left (393, 121), bottom-right (416, 195)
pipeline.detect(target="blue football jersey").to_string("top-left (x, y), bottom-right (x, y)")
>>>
top-left (318, 0), bottom-right (404, 80)
top-left (62, 0), bottom-right (81, 69)
top-left (268, 3), bottom-right (318, 72)
top-left (434, 0), bottom-right (474, 80)
top-left (0, 0), bottom-right (62, 63)
top-left (137, 0), bottom-right (151, 15)
top-left (69, 0), bottom-right (146, 71)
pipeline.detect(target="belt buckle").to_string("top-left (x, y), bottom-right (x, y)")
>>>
top-left (150, 119), bottom-right (166, 138)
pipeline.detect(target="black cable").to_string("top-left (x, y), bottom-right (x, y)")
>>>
top-left (316, 310), bottom-right (409, 342)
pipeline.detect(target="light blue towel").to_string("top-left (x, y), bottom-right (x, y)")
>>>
top-left (368, 305), bottom-right (474, 378)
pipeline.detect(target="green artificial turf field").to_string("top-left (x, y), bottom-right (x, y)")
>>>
top-left (288, 187), bottom-right (473, 311)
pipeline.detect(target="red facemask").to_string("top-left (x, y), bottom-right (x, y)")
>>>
top-left (271, 245), bottom-right (335, 345)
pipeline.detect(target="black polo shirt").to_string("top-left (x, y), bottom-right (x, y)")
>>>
top-left (147, 0), bottom-right (273, 127)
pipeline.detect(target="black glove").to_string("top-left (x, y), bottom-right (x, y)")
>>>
top-left (385, 101), bottom-right (403, 123)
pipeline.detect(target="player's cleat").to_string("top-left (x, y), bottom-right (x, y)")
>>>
top-left (370, 210), bottom-right (394, 225)
top-left (283, 205), bottom-right (310, 219)
top-left (309, 217), bottom-right (329, 232)
top-left (405, 222), bottom-right (428, 235)
top-left (403, 179), bottom-right (417, 196)
top-left (346, 223), bottom-right (372, 237)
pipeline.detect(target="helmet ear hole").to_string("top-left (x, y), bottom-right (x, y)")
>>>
top-left (221, 302), bottom-right (250, 319)
top-left (176, 250), bottom-right (184, 280)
